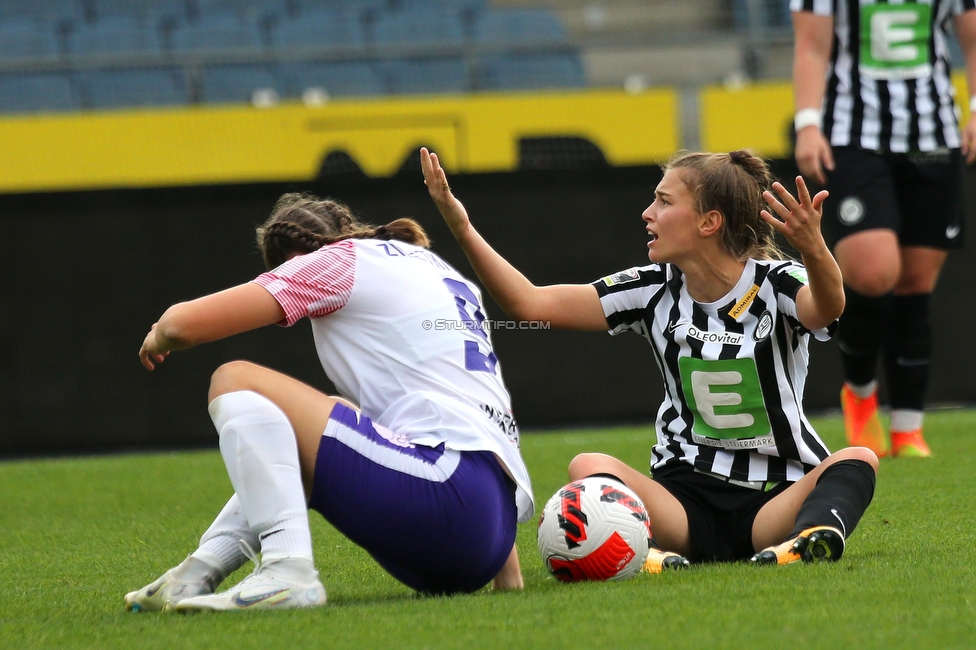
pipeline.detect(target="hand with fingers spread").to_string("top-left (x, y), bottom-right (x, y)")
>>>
top-left (763, 175), bottom-right (844, 330)
top-left (761, 176), bottom-right (830, 259)
top-left (420, 147), bottom-right (471, 239)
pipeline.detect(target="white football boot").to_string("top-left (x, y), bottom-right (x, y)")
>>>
top-left (171, 542), bottom-right (325, 613)
top-left (124, 558), bottom-right (220, 612)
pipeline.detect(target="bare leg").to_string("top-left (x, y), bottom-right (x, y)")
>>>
top-left (567, 453), bottom-right (692, 556)
top-left (752, 447), bottom-right (879, 551)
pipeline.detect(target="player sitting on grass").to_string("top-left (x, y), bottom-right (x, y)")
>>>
top-left (127, 193), bottom-right (532, 612)
top-left (422, 147), bottom-right (878, 567)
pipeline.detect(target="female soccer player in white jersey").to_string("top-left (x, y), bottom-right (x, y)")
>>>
top-left (422, 147), bottom-right (878, 566)
top-left (125, 194), bottom-right (532, 612)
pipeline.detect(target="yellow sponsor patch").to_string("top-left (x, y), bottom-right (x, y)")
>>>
top-left (728, 284), bottom-right (760, 319)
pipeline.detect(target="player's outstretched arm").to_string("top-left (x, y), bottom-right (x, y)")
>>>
top-left (761, 177), bottom-right (845, 331)
top-left (139, 283), bottom-right (285, 370)
top-left (421, 147), bottom-right (607, 331)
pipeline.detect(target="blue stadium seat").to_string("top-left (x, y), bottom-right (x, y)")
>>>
top-left (270, 8), bottom-right (364, 52)
top-left (381, 57), bottom-right (469, 95)
top-left (0, 72), bottom-right (79, 114)
top-left (292, 0), bottom-right (385, 17)
top-left (477, 53), bottom-right (584, 91)
top-left (79, 68), bottom-right (188, 109)
top-left (67, 16), bottom-right (162, 56)
top-left (371, 7), bottom-right (464, 48)
top-left (90, 0), bottom-right (189, 21)
top-left (0, 0), bottom-right (81, 22)
top-left (278, 61), bottom-right (383, 98)
top-left (195, 0), bottom-right (289, 20)
top-left (170, 12), bottom-right (263, 54)
top-left (198, 63), bottom-right (279, 103)
top-left (0, 19), bottom-right (60, 60)
top-left (474, 8), bottom-right (567, 46)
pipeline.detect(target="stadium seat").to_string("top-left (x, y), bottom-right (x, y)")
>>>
top-left (278, 61), bottom-right (383, 99)
top-left (476, 53), bottom-right (585, 91)
top-left (198, 63), bottom-right (279, 104)
top-left (195, 0), bottom-right (290, 20)
top-left (79, 68), bottom-right (188, 109)
top-left (473, 8), bottom-right (568, 47)
top-left (88, 0), bottom-right (189, 20)
top-left (291, 0), bottom-right (385, 18)
top-left (371, 7), bottom-right (464, 49)
top-left (67, 16), bottom-right (162, 56)
top-left (381, 57), bottom-right (469, 95)
top-left (170, 12), bottom-right (263, 54)
top-left (0, 72), bottom-right (79, 114)
top-left (0, 19), bottom-right (60, 60)
top-left (270, 8), bottom-right (364, 53)
top-left (0, 0), bottom-right (81, 22)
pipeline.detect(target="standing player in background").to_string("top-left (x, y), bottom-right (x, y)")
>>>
top-left (126, 194), bottom-right (532, 612)
top-left (791, 0), bottom-right (976, 458)
top-left (422, 146), bottom-right (878, 566)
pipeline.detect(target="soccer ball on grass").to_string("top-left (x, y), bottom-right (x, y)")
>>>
top-left (537, 476), bottom-right (651, 582)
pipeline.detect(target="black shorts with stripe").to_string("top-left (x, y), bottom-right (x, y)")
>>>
top-left (822, 146), bottom-right (965, 250)
top-left (653, 463), bottom-right (791, 562)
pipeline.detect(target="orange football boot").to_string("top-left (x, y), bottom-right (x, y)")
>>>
top-left (840, 385), bottom-right (889, 457)
top-left (891, 429), bottom-right (932, 458)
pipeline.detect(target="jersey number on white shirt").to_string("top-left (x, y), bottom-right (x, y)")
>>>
top-left (443, 278), bottom-right (499, 374)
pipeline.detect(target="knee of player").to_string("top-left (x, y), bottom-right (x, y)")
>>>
top-left (567, 452), bottom-right (615, 481)
top-left (832, 446), bottom-right (880, 473)
top-left (208, 360), bottom-right (259, 402)
top-left (842, 267), bottom-right (899, 297)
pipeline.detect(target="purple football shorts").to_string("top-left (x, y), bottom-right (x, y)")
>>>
top-left (308, 403), bottom-right (517, 594)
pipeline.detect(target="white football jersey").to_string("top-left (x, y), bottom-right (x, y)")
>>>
top-left (253, 239), bottom-right (533, 521)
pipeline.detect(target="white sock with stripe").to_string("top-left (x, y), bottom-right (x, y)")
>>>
top-left (208, 391), bottom-right (315, 570)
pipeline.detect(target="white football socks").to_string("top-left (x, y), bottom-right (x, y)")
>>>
top-left (191, 494), bottom-right (255, 579)
top-left (209, 391), bottom-right (314, 565)
top-left (846, 380), bottom-right (878, 400)
top-left (890, 409), bottom-right (924, 433)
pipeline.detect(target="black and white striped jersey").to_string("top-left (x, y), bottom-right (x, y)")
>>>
top-left (792, 0), bottom-right (976, 153)
top-left (592, 259), bottom-right (836, 484)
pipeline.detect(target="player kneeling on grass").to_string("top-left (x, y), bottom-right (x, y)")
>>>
top-left (422, 147), bottom-right (878, 568)
top-left (127, 193), bottom-right (533, 612)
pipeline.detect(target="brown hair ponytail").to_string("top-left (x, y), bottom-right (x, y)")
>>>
top-left (256, 193), bottom-right (431, 269)
top-left (664, 150), bottom-right (783, 261)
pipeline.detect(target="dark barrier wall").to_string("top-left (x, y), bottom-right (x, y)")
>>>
top-left (1, 162), bottom-right (973, 455)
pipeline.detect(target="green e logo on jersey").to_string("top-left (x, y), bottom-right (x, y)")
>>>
top-left (860, 4), bottom-right (932, 80)
top-left (679, 357), bottom-right (772, 448)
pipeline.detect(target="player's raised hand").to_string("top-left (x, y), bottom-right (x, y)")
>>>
top-left (421, 147), bottom-right (471, 238)
top-left (760, 176), bottom-right (830, 258)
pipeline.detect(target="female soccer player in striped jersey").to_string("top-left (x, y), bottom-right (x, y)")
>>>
top-left (126, 194), bottom-right (532, 612)
top-left (422, 147), bottom-right (878, 566)
top-left (792, 0), bottom-right (976, 458)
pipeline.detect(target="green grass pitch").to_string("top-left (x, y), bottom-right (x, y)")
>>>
top-left (2, 409), bottom-right (975, 649)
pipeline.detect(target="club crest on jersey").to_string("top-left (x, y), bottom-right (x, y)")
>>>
top-left (754, 311), bottom-right (773, 341)
top-left (728, 284), bottom-right (760, 320)
top-left (601, 269), bottom-right (640, 287)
